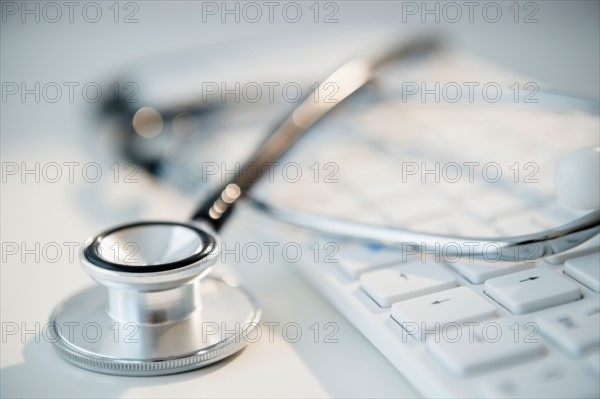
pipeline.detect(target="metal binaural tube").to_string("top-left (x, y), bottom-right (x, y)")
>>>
top-left (191, 36), bottom-right (440, 231)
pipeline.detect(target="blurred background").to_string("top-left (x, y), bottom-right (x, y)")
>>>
top-left (1, 1), bottom-right (599, 397)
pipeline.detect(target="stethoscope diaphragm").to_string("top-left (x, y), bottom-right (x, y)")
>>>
top-left (49, 221), bottom-right (261, 376)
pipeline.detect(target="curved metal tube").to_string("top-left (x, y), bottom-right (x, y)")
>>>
top-left (191, 35), bottom-right (440, 231)
top-left (249, 198), bottom-right (600, 262)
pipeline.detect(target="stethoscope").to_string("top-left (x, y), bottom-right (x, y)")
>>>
top-left (50, 36), bottom-right (600, 376)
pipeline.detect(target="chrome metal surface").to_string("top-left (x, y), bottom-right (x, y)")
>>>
top-left (191, 36), bottom-right (439, 230)
top-left (51, 221), bottom-right (261, 376)
top-left (82, 221), bottom-right (217, 274)
top-left (96, 223), bottom-right (205, 266)
top-left (50, 277), bottom-right (261, 376)
top-left (80, 221), bottom-right (220, 325)
top-left (250, 199), bottom-right (600, 262)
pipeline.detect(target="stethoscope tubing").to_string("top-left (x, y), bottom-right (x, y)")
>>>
top-left (248, 198), bottom-right (600, 262)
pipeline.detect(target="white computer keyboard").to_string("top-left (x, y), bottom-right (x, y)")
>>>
top-left (288, 235), bottom-right (599, 398)
top-left (266, 97), bottom-right (600, 397)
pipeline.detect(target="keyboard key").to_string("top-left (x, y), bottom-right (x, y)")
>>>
top-left (464, 191), bottom-right (537, 222)
top-left (450, 260), bottom-right (535, 284)
top-left (542, 235), bottom-right (599, 265)
top-left (531, 201), bottom-right (589, 230)
top-left (436, 179), bottom-right (479, 200)
top-left (408, 211), bottom-right (498, 237)
top-left (380, 195), bottom-right (452, 225)
top-left (485, 269), bottom-right (581, 314)
top-left (428, 321), bottom-right (545, 377)
top-left (336, 244), bottom-right (403, 279)
top-left (494, 211), bottom-right (546, 236)
top-left (360, 261), bottom-right (457, 307)
top-left (537, 308), bottom-right (600, 357)
top-left (564, 252), bottom-right (600, 292)
top-left (391, 287), bottom-right (496, 339)
top-left (484, 360), bottom-right (599, 398)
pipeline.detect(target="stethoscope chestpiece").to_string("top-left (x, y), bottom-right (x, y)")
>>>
top-left (49, 221), bottom-right (261, 376)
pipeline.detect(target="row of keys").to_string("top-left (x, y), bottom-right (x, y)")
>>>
top-left (482, 358), bottom-right (599, 398)
top-left (356, 260), bottom-right (599, 380)
top-left (341, 248), bottom-right (599, 381)
top-left (338, 245), bottom-right (599, 293)
top-left (427, 309), bottom-right (600, 379)
top-left (386, 282), bottom-right (599, 360)
top-left (451, 251), bottom-right (599, 291)
top-left (358, 260), bottom-right (586, 315)
top-left (336, 244), bottom-right (529, 285)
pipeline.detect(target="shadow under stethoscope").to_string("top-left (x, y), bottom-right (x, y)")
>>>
top-left (0, 334), bottom-right (244, 398)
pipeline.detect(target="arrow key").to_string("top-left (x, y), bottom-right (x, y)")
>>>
top-left (391, 287), bottom-right (497, 340)
top-left (485, 268), bottom-right (581, 314)
top-left (360, 261), bottom-right (457, 307)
